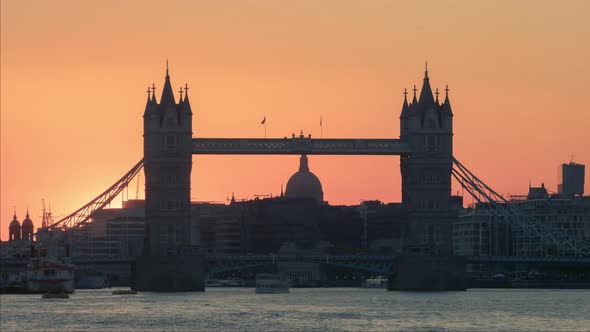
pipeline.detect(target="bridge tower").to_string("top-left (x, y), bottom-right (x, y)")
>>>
top-left (143, 64), bottom-right (194, 255)
top-left (399, 65), bottom-right (455, 254)
top-left (136, 64), bottom-right (205, 291)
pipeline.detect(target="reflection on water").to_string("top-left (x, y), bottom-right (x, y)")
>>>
top-left (2, 288), bottom-right (589, 331)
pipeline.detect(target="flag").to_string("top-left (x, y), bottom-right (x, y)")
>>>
top-left (261, 115), bottom-right (266, 125)
top-left (320, 116), bottom-right (323, 126)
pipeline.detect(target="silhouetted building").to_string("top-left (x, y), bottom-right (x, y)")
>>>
top-left (285, 154), bottom-right (324, 203)
top-left (359, 201), bottom-right (404, 253)
top-left (9, 212), bottom-right (21, 241)
top-left (73, 200), bottom-right (145, 257)
top-left (21, 211), bottom-right (34, 241)
top-left (527, 183), bottom-right (549, 200)
top-left (454, 187), bottom-right (590, 257)
top-left (558, 162), bottom-right (585, 197)
top-left (143, 65), bottom-right (196, 256)
top-left (194, 202), bottom-right (243, 255)
top-left (399, 64), bottom-right (455, 254)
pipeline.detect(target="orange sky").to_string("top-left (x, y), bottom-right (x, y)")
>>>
top-left (1, 0), bottom-right (589, 240)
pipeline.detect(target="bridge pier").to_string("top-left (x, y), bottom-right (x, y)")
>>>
top-left (133, 256), bottom-right (207, 292)
top-left (388, 255), bottom-right (467, 291)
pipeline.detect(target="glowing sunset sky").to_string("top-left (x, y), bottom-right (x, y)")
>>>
top-left (1, 0), bottom-right (589, 239)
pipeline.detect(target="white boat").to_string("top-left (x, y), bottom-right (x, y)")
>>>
top-left (25, 256), bottom-right (75, 294)
top-left (361, 276), bottom-right (388, 288)
top-left (255, 273), bottom-right (290, 294)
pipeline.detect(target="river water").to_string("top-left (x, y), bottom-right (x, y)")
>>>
top-left (1, 288), bottom-right (589, 331)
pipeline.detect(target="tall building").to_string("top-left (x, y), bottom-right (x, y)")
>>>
top-left (143, 65), bottom-right (195, 256)
top-left (558, 162), bottom-right (585, 197)
top-left (399, 65), bottom-right (454, 254)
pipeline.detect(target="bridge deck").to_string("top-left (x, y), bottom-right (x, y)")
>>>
top-left (192, 137), bottom-right (410, 155)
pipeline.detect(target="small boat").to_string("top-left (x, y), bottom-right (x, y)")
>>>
top-left (361, 276), bottom-right (388, 288)
top-left (42, 290), bottom-right (70, 299)
top-left (112, 290), bottom-right (138, 295)
top-left (255, 273), bottom-right (290, 294)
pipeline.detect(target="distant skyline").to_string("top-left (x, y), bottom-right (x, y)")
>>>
top-left (2, 0), bottom-right (589, 240)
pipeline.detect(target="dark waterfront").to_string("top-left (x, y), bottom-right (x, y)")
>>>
top-left (1, 288), bottom-right (589, 331)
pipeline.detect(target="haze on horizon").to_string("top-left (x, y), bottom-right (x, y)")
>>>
top-left (1, 0), bottom-right (589, 240)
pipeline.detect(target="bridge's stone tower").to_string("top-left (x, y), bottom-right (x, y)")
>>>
top-left (136, 65), bottom-right (205, 291)
top-left (399, 65), bottom-right (454, 254)
top-left (143, 66), bottom-right (194, 256)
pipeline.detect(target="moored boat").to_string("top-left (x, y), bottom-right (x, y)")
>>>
top-left (112, 290), bottom-right (138, 295)
top-left (361, 276), bottom-right (388, 288)
top-left (25, 256), bottom-right (75, 294)
top-left (42, 290), bottom-right (69, 299)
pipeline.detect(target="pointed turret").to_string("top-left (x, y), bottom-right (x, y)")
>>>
top-left (400, 88), bottom-right (410, 119)
top-left (159, 61), bottom-right (176, 106)
top-left (418, 62), bottom-right (435, 106)
top-left (181, 83), bottom-right (193, 115)
top-left (144, 85), bottom-right (157, 117)
top-left (441, 85), bottom-right (453, 117)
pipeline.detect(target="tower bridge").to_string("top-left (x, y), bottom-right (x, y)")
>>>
top-left (192, 137), bottom-right (410, 155)
top-left (30, 63), bottom-right (589, 291)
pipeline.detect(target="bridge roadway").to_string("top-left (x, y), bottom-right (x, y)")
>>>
top-left (3, 255), bottom-right (589, 275)
top-left (192, 137), bottom-right (411, 155)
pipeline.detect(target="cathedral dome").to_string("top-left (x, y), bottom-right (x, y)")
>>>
top-left (9, 213), bottom-right (20, 230)
top-left (21, 211), bottom-right (33, 229)
top-left (285, 155), bottom-right (324, 203)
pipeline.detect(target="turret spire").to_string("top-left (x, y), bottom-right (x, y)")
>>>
top-left (400, 88), bottom-right (409, 118)
top-left (160, 61), bottom-right (176, 105)
top-left (412, 84), bottom-right (418, 104)
top-left (179, 86), bottom-right (184, 103)
top-left (151, 83), bottom-right (157, 103)
top-left (442, 84), bottom-right (453, 116)
top-left (418, 62), bottom-right (434, 105)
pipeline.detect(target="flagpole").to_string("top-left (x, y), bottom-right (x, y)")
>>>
top-left (320, 115), bottom-right (323, 139)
